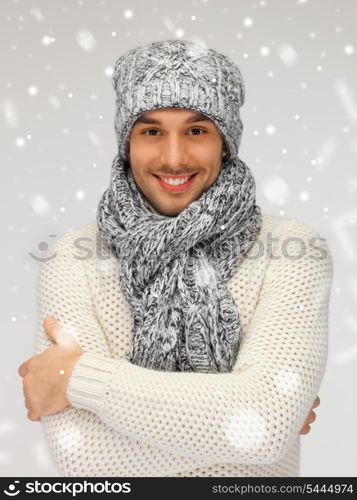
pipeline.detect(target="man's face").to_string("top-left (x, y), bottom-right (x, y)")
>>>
top-left (128, 107), bottom-right (228, 217)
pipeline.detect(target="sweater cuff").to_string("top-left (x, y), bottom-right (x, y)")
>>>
top-left (66, 351), bottom-right (122, 414)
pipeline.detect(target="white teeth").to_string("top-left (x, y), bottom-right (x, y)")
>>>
top-left (159, 175), bottom-right (191, 185)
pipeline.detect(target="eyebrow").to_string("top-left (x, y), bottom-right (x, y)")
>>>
top-left (134, 111), bottom-right (212, 125)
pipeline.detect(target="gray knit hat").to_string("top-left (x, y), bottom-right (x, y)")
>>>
top-left (111, 39), bottom-right (246, 162)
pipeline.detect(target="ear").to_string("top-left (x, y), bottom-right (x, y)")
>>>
top-left (222, 142), bottom-right (228, 158)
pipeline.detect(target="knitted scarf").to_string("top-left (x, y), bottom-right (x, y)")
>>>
top-left (97, 153), bottom-right (262, 373)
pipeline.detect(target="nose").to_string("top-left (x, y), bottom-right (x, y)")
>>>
top-left (158, 133), bottom-right (189, 173)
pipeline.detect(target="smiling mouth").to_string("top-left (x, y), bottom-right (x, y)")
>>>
top-left (153, 173), bottom-right (198, 192)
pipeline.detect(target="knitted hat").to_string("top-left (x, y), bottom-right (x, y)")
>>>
top-left (111, 39), bottom-right (246, 162)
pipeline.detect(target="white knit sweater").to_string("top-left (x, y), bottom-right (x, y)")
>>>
top-left (33, 214), bottom-right (333, 477)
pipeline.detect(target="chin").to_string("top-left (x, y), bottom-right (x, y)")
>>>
top-left (159, 207), bottom-right (184, 217)
top-left (149, 192), bottom-right (201, 217)
top-left (154, 202), bottom-right (188, 217)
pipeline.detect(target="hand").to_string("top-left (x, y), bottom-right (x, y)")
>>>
top-left (299, 395), bottom-right (320, 435)
top-left (18, 317), bottom-right (83, 422)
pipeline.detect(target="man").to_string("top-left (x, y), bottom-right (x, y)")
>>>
top-left (18, 39), bottom-right (332, 477)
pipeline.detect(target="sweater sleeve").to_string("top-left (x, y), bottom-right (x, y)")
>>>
top-left (34, 231), bottom-right (211, 476)
top-left (67, 219), bottom-right (334, 465)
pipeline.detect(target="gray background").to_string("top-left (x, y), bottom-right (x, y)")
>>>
top-left (1, 0), bottom-right (356, 477)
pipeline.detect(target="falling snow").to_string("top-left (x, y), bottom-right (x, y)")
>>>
top-left (75, 190), bottom-right (86, 200)
top-left (1, 98), bottom-right (18, 127)
top-left (76, 29), bottom-right (97, 52)
top-left (29, 194), bottom-right (51, 217)
top-left (225, 408), bottom-right (266, 451)
top-left (265, 124), bottom-right (276, 135)
top-left (41, 35), bottom-right (55, 46)
top-left (48, 94), bottom-right (61, 109)
top-left (123, 9), bottom-right (134, 19)
top-left (277, 42), bottom-right (299, 66)
top-left (28, 86), bottom-right (39, 96)
top-left (29, 7), bottom-right (46, 23)
top-left (299, 191), bottom-right (310, 201)
top-left (275, 370), bottom-right (301, 394)
top-left (333, 79), bottom-right (357, 124)
top-left (243, 17), bottom-right (254, 28)
top-left (344, 45), bottom-right (354, 55)
top-left (261, 175), bottom-right (291, 206)
top-left (2, 0), bottom-right (355, 477)
top-left (259, 46), bottom-right (270, 56)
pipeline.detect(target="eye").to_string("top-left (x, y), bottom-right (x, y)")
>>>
top-left (188, 128), bottom-right (205, 135)
top-left (143, 129), bottom-right (160, 136)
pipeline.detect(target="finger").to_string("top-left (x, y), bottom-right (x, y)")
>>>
top-left (18, 355), bottom-right (36, 377)
top-left (299, 424), bottom-right (310, 435)
top-left (312, 396), bottom-right (320, 409)
top-left (18, 362), bottom-right (28, 377)
top-left (27, 411), bottom-right (40, 422)
top-left (308, 411), bottom-right (316, 424)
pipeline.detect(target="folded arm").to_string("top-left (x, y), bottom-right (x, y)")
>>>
top-left (66, 220), bottom-right (334, 465)
top-left (34, 232), bottom-right (206, 476)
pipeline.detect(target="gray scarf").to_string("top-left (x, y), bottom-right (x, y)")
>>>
top-left (96, 152), bottom-right (262, 373)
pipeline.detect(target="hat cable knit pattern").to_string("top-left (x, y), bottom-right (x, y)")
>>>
top-left (96, 39), bottom-right (262, 372)
top-left (112, 39), bottom-right (245, 162)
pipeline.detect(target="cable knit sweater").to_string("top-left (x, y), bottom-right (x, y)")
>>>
top-left (33, 213), bottom-right (333, 477)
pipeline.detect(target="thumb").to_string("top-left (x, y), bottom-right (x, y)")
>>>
top-left (43, 317), bottom-right (60, 344)
top-left (43, 317), bottom-right (82, 352)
